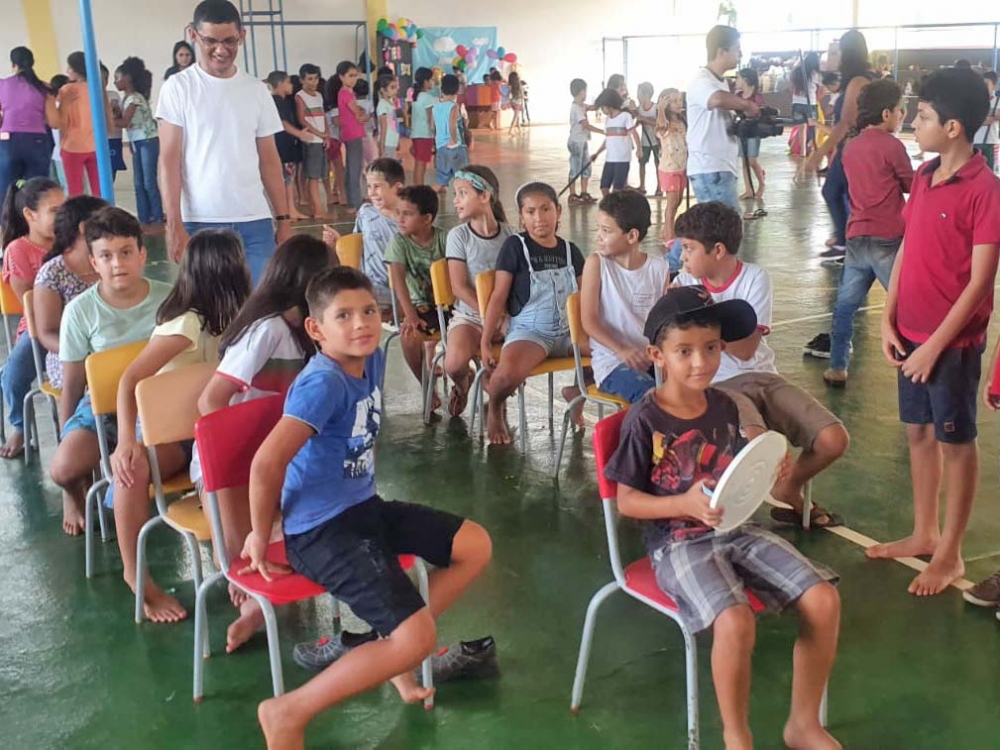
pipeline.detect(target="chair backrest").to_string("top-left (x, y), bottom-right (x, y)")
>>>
top-left (336, 232), bottom-right (363, 270)
top-left (22, 289), bottom-right (47, 384)
top-left (195, 395), bottom-right (284, 494)
top-left (84, 340), bottom-right (148, 416)
top-left (593, 410), bottom-right (628, 502)
top-left (0, 278), bottom-right (23, 316)
top-left (566, 291), bottom-right (590, 386)
top-left (136, 362), bottom-right (216, 447)
top-left (22, 290), bottom-right (37, 338)
top-left (474, 270), bottom-right (495, 319)
top-left (430, 258), bottom-right (455, 309)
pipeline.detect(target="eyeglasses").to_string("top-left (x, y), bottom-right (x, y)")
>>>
top-left (192, 30), bottom-right (241, 51)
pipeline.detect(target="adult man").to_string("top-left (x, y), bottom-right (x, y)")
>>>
top-left (157, 0), bottom-right (290, 283)
top-left (686, 25), bottom-right (761, 211)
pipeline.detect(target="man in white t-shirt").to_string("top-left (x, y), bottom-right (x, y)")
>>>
top-left (686, 25), bottom-right (761, 211)
top-left (157, 0), bottom-right (290, 284)
top-left (673, 202), bottom-right (850, 530)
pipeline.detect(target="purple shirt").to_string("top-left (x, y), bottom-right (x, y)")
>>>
top-left (0, 75), bottom-right (48, 134)
top-left (337, 88), bottom-right (364, 142)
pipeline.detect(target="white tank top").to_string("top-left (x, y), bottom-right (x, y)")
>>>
top-left (591, 253), bottom-right (670, 385)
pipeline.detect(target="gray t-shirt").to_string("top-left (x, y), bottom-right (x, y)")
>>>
top-left (353, 203), bottom-right (397, 303)
top-left (445, 222), bottom-right (515, 317)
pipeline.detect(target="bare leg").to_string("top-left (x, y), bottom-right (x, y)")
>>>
top-left (330, 156), bottom-right (346, 205)
top-left (400, 333), bottom-right (426, 385)
top-left (485, 340), bottom-right (549, 445)
top-left (740, 157), bottom-right (754, 200)
top-left (413, 159), bottom-right (426, 187)
top-left (211, 484), bottom-right (265, 652)
top-left (711, 605), bottom-right (755, 750)
top-left (308, 179), bottom-right (325, 219)
top-left (638, 160), bottom-right (647, 193)
top-left (580, 176), bottom-right (590, 196)
top-left (50, 429), bottom-right (102, 536)
top-left (444, 325), bottom-right (479, 417)
top-left (771, 424), bottom-right (849, 517)
top-left (751, 158), bottom-right (766, 198)
top-left (285, 182), bottom-right (307, 220)
top-left (661, 191), bottom-right (681, 243)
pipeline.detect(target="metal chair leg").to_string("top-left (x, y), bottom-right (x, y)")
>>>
top-left (555, 394), bottom-right (586, 479)
top-left (21, 389), bottom-right (34, 467)
top-left (803, 480), bottom-right (813, 530)
top-left (547, 372), bottom-right (554, 426)
top-left (259, 597), bottom-right (285, 696)
top-left (135, 515), bottom-right (165, 622)
top-left (48, 395), bottom-right (60, 443)
top-left (518, 384), bottom-right (527, 453)
top-left (84, 480), bottom-right (107, 578)
top-left (570, 581), bottom-right (619, 711)
top-left (414, 560), bottom-right (434, 710)
top-left (192, 571), bottom-right (225, 702)
top-left (183, 531), bottom-right (204, 591)
top-left (681, 622), bottom-right (700, 749)
top-left (469, 368), bottom-right (485, 436)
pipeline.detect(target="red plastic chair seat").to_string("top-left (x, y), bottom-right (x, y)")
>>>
top-left (623, 557), bottom-right (765, 614)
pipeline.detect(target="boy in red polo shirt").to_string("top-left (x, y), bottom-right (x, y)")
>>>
top-left (874, 68), bottom-right (1000, 596)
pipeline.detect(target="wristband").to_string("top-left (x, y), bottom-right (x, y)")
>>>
top-left (274, 214), bottom-right (291, 222)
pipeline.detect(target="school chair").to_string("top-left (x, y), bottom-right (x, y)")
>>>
top-left (554, 292), bottom-right (629, 478)
top-left (569, 411), bottom-right (828, 748)
top-left (21, 289), bottom-right (61, 465)
top-left (133, 362), bottom-right (216, 623)
top-left (335, 232), bottom-right (363, 270)
top-left (83, 340), bottom-right (148, 579)
top-left (422, 258), bottom-right (453, 424)
top-left (192, 395), bottom-right (433, 704)
top-left (0, 277), bottom-right (22, 353)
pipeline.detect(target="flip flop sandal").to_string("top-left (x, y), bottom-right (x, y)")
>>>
top-left (448, 384), bottom-right (470, 417)
top-left (568, 195), bottom-right (585, 205)
top-left (770, 505), bottom-right (843, 529)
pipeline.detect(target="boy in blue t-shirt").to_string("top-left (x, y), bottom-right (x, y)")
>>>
top-left (432, 74), bottom-right (469, 189)
top-left (241, 267), bottom-right (492, 747)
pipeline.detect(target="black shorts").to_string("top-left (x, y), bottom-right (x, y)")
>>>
top-left (897, 337), bottom-right (984, 444)
top-left (285, 496), bottom-right (465, 637)
top-left (600, 161), bottom-right (630, 190)
top-left (639, 144), bottom-right (660, 166)
top-left (416, 305), bottom-right (449, 334)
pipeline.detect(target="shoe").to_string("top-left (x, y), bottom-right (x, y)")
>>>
top-left (963, 571), bottom-right (1000, 607)
top-left (819, 245), bottom-right (846, 258)
top-left (821, 256), bottom-right (845, 269)
top-left (292, 630), bottom-right (377, 671)
top-left (823, 368), bottom-right (848, 387)
top-left (803, 333), bottom-right (831, 358)
top-left (416, 635), bottom-right (500, 685)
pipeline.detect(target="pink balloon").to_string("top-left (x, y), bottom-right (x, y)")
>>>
top-left (504, 53), bottom-right (517, 63)
top-left (456, 45), bottom-right (468, 57)
top-left (486, 49), bottom-right (498, 60)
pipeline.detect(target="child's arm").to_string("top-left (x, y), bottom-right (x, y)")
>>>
top-left (880, 241), bottom-right (906, 366)
top-left (630, 125), bottom-right (642, 153)
top-left (426, 103), bottom-right (435, 137)
top-left (281, 119), bottom-right (309, 141)
top-left (198, 374), bottom-right (243, 416)
top-left (480, 270), bottom-right (514, 370)
top-left (59, 361), bottom-right (86, 429)
top-left (294, 96), bottom-right (327, 142)
top-left (447, 260), bottom-right (479, 313)
top-left (115, 102), bottom-right (138, 129)
top-left (617, 482), bottom-right (723, 527)
top-left (388, 262), bottom-right (422, 334)
top-left (448, 104), bottom-right (459, 147)
top-left (347, 96), bottom-right (369, 123)
top-left (33, 286), bottom-right (63, 356)
top-left (579, 254), bottom-right (650, 371)
top-left (722, 272), bottom-right (771, 361)
top-left (378, 112), bottom-right (388, 156)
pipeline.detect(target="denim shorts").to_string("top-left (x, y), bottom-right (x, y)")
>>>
top-left (897, 338), bottom-right (983, 444)
top-left (688, 171), bottom-right (739, 211)
top-left (568, 141), bottom-right (592, 180)
top-left (64, 393), bottom-right (118, 442)
top-left (791, 103), bottom-right (817, 124)
top-left (435, 145), bottom-right (468, 186)
top-left (739, 137), bottom-right (761, 159)
top-left (503, 325), bottom-right (573, 358)
top-left (284, 496), bottom-right (465, 637)
top-left (599, 363), bottom-right (656, 404)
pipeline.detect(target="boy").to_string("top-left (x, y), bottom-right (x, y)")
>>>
top-left (675, 202), bottom-right (850, 529)
top-left (875, 68), bottom-right (1000, 597)
top-left (567, 78), bottom-right (600, 205)
top-left (241, 266), bottom-right (491, 748)
top-left (48, 207), bottom-right (172, 598)
top-left (635, 82), bottom-right (661, 195)
top-left (431, 74), bottom-right (469, 191)
top-left (385, 185), bottom-right (448, 404)
top-left (605, 286), bottom-right (840, 750)
top-left (295, 63), bottom-right (329, 219)
top-left (354, 158), bottom-right (405, 313)
top-left (822, 79), bottom-right (914, 387)
top-left (580, 191), bottom-right (669, 403)
top-left (267, 70), bottom-right (308, 221)
top-left (594, 88), bottom-right (642, 196)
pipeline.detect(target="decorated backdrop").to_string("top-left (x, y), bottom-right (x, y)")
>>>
top-left (414, 27), bottom-right (499, 83)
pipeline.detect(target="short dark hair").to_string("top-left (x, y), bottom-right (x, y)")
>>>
top-left (674, 201), bottom-right (743, 255)
top-left (354, 78), bottom-right (370, 98)
top-left (570, 78), bottom-right (587, 97)
top-left (441, 74), bottom-right (460, 96)
top-left (266, 70), bottom-right (289, 88)
top-left (856, 78), bottom-right (903, 128)
top-left (706, 25), bottom-right (740, 63)
top-left (822, 71), bottom-right (841, 87)
top-left (598, 192), bottom-right (651, 241)
top-left (299, 63), bottom-right (320, 79)
top-left (737, 68), bottom-right (759, 91)
top-left (306, 266), bottom-right (375, 320)
top-left (655, 309), bottom-right (722, 346)
top-left (83, 206), bottom-right (143, 253)
top-left (366, 158), bottom-right (405, 185)
top-left (397, 185), bottom-right (439, 220)
top-left (984, 71), bottom-right (998, 85)
top-left (67, 51), bottom-right (87, 79)
top-left (918, 68), bottom-right (990, 143)
top-left (193, 0), bottom-right (241, 29)
top-left (594, 88), bottom-right (623, 110)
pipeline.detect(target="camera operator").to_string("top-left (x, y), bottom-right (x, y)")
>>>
top-left (686, 25), bottom-right (761, 211)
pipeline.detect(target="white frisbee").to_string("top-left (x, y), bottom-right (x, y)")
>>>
top-left (704, 431), bottom-right (787, 533)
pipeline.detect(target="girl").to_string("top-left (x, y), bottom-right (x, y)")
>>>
top-left (655, 88), bottom-right (688, 245)
top-left (409, 67), bottom-right (436, 186)
top-left (507, 72), bottom-right (525, 135)
top-left (480, 183), bottom-right (586, 445)
top-left (323, 85), bottom-right (345, 207)
top-left (444, 166), bottom-right (514, 417)
top-left (0, 177), bottom-right (65, 458)
top-left (736, 68), bottom-right (767, 207)
top-left (606, 73), bottom-right (638, 113)
top-left (488, 70), bottom-right (504, 130)
top-left (376, 74), bottom-right (401, 161)
top-left (114, 57), bottom-right (163, 225)
top-left (109, 230), bottom-right (251, 623)
top-left (196, 234), bottom-right (337, 651)
top-left (58, 51), bottom-right (111, 197)
top-left (328, 62), bottom-right (368, 211)
top-left (791, 52), bottom-right (822, 157)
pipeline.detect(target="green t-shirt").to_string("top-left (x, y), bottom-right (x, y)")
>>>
top-left (384, 227), bottom-right (447, 308)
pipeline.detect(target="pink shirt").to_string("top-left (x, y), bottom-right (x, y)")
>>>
top-left (2, 237), bottom-right (47, 337)
top-left (0, 75), bottom-right (48, 134)
top-left (337, 88), bottom-right (364, 142)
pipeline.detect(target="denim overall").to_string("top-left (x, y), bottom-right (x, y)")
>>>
top-left (506, 234), bottom-right (578, 355)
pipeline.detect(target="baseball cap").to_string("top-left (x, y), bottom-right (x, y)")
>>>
top-left (643, 285), bottom-right (758, 344)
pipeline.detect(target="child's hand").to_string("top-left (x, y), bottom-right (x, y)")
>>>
top-left (480, 338), bottom-right (497, 372)
top-left (681, 479), bottom-right (724, 527)
top-left (618, 346), bottom-right (651, 372)
top-left (322, 224), bottom-right (341, 249)
top-left (110, 438), bottom-right (144, 490)
top-left (238, 532), bottom-right (291, 582)
top-left (900, 341), bottom-right (941, 384)
top-left (880, 317), bottom-right (907, 368)
top-left (401, 315), bottom-right (427, 339)
top-left (983, 384), bottom-right (1000, 411)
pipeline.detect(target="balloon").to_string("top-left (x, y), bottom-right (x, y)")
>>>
top-left (504, 53), bottom-right (517, 63)
top-left (457, 60), bottom-right (467, 71)
top-left (497, 46), bottom-right (506, 58)
top-left (487, 49), bottom-right (498, 60)
top-left (417, 29), bottom-right (424, 39)
top-left (376, 18), bottom-right (388, 32)
top-left (465, 52), bottom-right (475, 64)
top-left (456, 45), bottom-right (468, 57)
top-left (397, 18), bottom-right (407, 28)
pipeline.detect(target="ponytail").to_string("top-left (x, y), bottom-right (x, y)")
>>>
top-left (1, 177), bottom-right (62, 250)
top-left (10, 47), bottom-right (50, 96)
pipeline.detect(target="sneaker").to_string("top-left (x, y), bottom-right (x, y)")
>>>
top-left (963, 571), bottom-right (1000, 607)
top-left (803, 333), bottom-right (831, 358)
top-left (416, 635), bottom-right (500, 685)
top-left (821, 256), bottom-right (845, 269)
top-left (823, 368), bottom-right (848, 387)
top-left (292, 630), bottom-right (377, 671)
top-left (819, 245), bottom-right (846, 258)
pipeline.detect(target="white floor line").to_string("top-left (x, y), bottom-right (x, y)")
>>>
top-left (770, 304), bottom-right (884, 329)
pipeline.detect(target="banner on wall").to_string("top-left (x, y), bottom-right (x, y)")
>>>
top-left (414, 27), bottom-right (498, 83)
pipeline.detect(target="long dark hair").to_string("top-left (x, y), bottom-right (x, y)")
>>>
top-left (10, 47), bottom-right (50, 95)
top-left (1, 177), bottom-right (62, 250)
top-left (157, 229), bottom-right (251, 335)
top-left (325, 61), bottom-right (358, 110)
top-left (839, 30), bottom-right (871, 84)
top-left (515, 181), bottom-right (559, 211)
top-left (117, 56), bottom-right (152, 99)
top-left (221, 234), bottom-right (338, 357)
top-left (66, 51), bottom-right (88, 80)
top-left (45, 195), bottom-right (108, 262)
top-left (164, 41), bottom-right (195, 80)
top-left (460, 165), bottom-right (507, 223)
top-left (508, 72), bottom-right (522, 99)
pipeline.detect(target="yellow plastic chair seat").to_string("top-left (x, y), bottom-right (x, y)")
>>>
top-left (529, 356), bottom-right (586, 377)
top-left (586, 384), bottom-right (630, 409)
top-left (151, 473), bottom-right (196, 499)
top-left (164, 493), bottom-right (211, 541)
top-left (40, 382), bottom-right (61, 399)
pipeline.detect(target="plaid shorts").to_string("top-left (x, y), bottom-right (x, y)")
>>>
top-left (651, 524), bottom-right (838, 633)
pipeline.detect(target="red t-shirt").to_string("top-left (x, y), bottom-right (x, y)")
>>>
top-left (842, 128), bottom-right (914, 239)
top-left (2, 236), bottom-right (47, 337)
top-left (897, 152), bottom-right (1000, 348)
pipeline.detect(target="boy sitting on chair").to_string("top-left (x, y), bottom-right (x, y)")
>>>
top-left (605, 287), bottom-right (841, 750)
top-left (239, 267), bottom-right (491, 750)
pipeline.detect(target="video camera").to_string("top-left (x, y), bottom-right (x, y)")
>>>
top-left (728, 107), bottom-right (793, 141)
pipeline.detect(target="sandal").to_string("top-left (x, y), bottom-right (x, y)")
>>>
top-left (580, 193), bottom-right (598, 203)
top-left (568, 195), bottom-right (585, 205)
top-left (770, 505), bottom-right (843, 529)
top-left (743, 208), bottom-right (768, 220)
top-left (448, 383), bottom-right (470, 417)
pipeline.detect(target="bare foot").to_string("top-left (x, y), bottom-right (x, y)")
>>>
top-left (756, 180), bottom-right (766, 199)
top-left (258, 696), bottom-right (305, 750)
top-left (429, 391), bottom-right (442, 413)
top-left (62, 494), bottom-right (86, 536)
top-left (227, 599), bottom-right (264, 652)
top-left (487, 406), bottom-right (511, 445)
top-left (865, 535), bottom-right (938, 560)
top-left (228, 582), bottom-right (248, 609)
top-left (390, 670), bottom-right (436, 704)
top-left (141, 581), bottom-right (188, 623)
top-left (783, 718), bottom-right (842, 750)
top-left (909, 555), bottom-right (965, 596)
top-left (723, 727), bottom-right (754, 750)
top-left (738, 191), bottom-right (754, 201)
top-left (561, 385), bottom-right (584, 428)
top-left (289, 210), bottom-right (308, 221)
top-left (0, 430), bottom-right (24, 459)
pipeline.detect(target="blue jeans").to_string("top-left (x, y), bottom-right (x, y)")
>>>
top-left (131, 138), bottom-right (163, 224)
top-left (822, 150), bottom-right (850, 246)
top-left (600, 363), bottom-right (655, 404)
top-left (689, 171), bottom-right (739, 211)
top-left (184, 218), bottom-right (274, 286)
top-left (435, 145), bottom-right (469, 186)
top-left (1, 333), bottom-right (39, 432)
top-left (829, 236), bottom-right (900, 371)
top-left (0, 132), bottom-right (53, 205)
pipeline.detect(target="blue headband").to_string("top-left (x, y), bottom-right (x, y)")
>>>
top-left (454, 170), bottom-right (494, 195)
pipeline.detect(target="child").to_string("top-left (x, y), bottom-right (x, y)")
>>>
top-left (101, 64), bottom-right (126, 183)
top-left (267, 71), bottom-right (308, 221)
top-left (323, 88), bottom-right (345, 207)
top-left (114, 57), bottom-right (163, 225)
top-left (431, 75), bottom-right (469, 191)
top-left (480, 183), bottom-right (586, 445)
top-left (444, 166), bottom-right (514, 416)
top-left (409, 67), bottom-right (436, 187)
top-left (675, 202), bottom-right (849, 529)
top-left (354, 158), bottom-right (405, 311)
top-left (295, 64), bottom-right (330, 219)
top-left (488, 70), bottom-right (504, 130)
top-left (580, 191), bottom-right (669, 404)
top-left (376, 74), bottom-right (401, 160)
top-left (49, 207), bottom-right (171, 536)
top-left (822, 79), bottom-right (913, 388)
top-left (329, 61), bottom-right (368, 211)
top-left (109, 230), bottom-right (251, 622)
top-left (875, 68), bottom-right (1000, 597)
top-left (735, 69), bottom-right (766, 204)
top-left (385, 185), bottom-right (448, 404)
top-left (567, 78), bottom-right (601, 205)
top-left (49, 74), bottom-right (70, 190)
top-left (354, 79), bottom-right (378, 169)
top-left (656, 88), bottom-right (688, 244)
top-left (594, 88), bottom-right (641, 196)
top-left (635, 82), bottom-right (660, 195)
top-left (0, 176), bottom-right (65, 458)
top-left (241, 266), bottom-right (491, 748)
top-left (507, 72), bottom-right (525, 135)
top-left (605, 286), bottom-right (840, 750)
top-left (58, 52), bottom-right (108, 196)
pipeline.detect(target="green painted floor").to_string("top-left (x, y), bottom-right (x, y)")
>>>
top-left (4, 127), bottom-right (1000, 749)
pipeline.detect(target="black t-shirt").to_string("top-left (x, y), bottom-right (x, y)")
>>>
top-left (604, 389), bottom-right (746, 553)
top-left (272, 94), bottom-right (301, 164)
top-left (495, 233), bottom-right (585, 316)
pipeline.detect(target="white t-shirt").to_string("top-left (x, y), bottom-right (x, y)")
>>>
top-left (295, 89), bottom-right (326, 144)
top-left (675, 261), bottom-right (777, 383)
top-left (152, 310), bottom-right (221, 373)
top-left (605, 111), bottom-right (635, 163)
top-left (155, 64), bottom-right (282, 223)
top-left (569, 102), bottom-right (590, 143)
top-left (791, 71), bottom-right (822, 106)
top-left (685, 67), bottom-right (738, 176)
